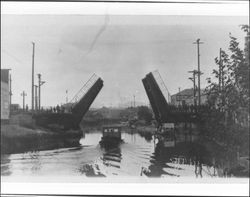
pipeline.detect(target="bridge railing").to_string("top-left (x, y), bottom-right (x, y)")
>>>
top-left (69, 74), bottom-right (99, 109)
top-left (167, 104), bottom-right (214, 114)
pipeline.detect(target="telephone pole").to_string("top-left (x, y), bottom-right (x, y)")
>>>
top-left (21, 91), bottom-right (27, 111)
top-left (66, 90), bottom-right (68, 103)
top-left (37, 73), bottom-right (45, 110)
top-left (188, 70), bottom-right (199, 106)
top-left (31, 42), bottom-right (35, 112)
top-left (133, 95), bottom-right (135, 108)
top-left (38, 74), bottom-right (41, 110)
top-left (193, 39), bottom-right (204, 106)
top-left (9, 73), bottom-right (12, 108)
top-left (34, 85), bottom-right (38, 111)
top-left (178, 87), bottom-right (181, 105)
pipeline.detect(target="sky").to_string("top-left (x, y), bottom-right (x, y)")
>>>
top-left (1, 14), bottom-right (248, 108)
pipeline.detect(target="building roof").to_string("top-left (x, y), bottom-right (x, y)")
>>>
top-left (171, 88), bottom-right (193, 97)
top-left (171, 88), bottom-right (206, 97)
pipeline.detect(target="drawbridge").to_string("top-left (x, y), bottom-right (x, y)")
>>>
top-left (142, 71), bottom-right (200, 125)
top-left (34, 74), bottom-right (103, 130)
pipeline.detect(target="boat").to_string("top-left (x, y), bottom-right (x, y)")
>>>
top-left (99, 124), bottom-right (124, 148)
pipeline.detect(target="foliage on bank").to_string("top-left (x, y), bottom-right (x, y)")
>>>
top-left (203, 25), bottom-right (249, 155)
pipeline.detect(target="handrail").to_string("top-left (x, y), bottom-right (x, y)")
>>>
top-left (69, 73), bottom-right (99, 108)
top-left (152, 70), bottom-right (171, 103)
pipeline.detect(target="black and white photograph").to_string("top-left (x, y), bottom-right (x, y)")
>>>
top-left (1, 1), bottom-right (249, 196)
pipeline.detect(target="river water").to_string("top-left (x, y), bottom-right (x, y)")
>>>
top-left (1, 129), bottom-right (241, 179)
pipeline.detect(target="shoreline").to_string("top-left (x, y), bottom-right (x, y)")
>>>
top-left (1, 124), bottom-right (83, 155)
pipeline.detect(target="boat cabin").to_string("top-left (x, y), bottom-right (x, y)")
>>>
top-left (162, 123), bottom-right (175, 129)
top-left (102, 125), bottom-right (122, 139)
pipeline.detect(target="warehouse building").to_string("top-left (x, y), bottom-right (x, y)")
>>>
top-left (1, 69), bottom-right (10, 123)
top-left (171, 88), bottom-right (207, 106)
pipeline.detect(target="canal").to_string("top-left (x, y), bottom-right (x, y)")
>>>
top-left (0, 128), bottom-right (243, 178)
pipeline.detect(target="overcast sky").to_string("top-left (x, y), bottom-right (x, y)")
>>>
top-left (1, 14), bottom-right (248, 108)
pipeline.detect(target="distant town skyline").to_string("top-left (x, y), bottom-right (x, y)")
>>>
top-left (1, 14), bottom-right (248, 108)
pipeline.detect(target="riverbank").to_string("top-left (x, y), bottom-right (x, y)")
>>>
top-left (199, 135), bottom-right (249, 177)
top-left (1, 124), bottom-right (83, 154)
top-left (134, 123), bottom-right (249, 177)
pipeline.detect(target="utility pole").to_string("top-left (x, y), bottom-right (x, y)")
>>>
top-left (66, 90), bottom-right (68, 103)
top-left (188, 70), bottom-right (198, 106)
top-left (34, 85), bottom-right (38, 111)
top-left (37, 73), bottom-right (45, 110)
top-left (133, 95), bottom-right (135, 108)
top-left (38, 74), bottom-right (41, 110)
top-left (193, 39), bottom-right (204, 106)
top-left (31, 42), bottom-right (35, 112)
top-left (9, 73), bottom-right (12, 109)
top-left (178, 87), bottom-right (181, 105)
top-left (21, 91), bottom-right (27, 111)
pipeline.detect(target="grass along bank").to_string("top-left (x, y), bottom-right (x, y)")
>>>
top-left (1, 123), bottom-right (83, 154)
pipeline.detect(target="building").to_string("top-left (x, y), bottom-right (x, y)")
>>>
top-left (171, 88), bottom-right (207, 106)
top-left (1, 69), bottom-right (10, 123)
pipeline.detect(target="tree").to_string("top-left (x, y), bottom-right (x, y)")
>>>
top-left (137, 106), bottom-right (153, 124)
top-left (206, 25), bottom-right (249, 126)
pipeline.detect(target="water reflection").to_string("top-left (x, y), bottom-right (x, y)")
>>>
top-left (102, 147), bottom-right (122, 166)
top-left (1, 128), bottom-right (246, 178)
top-left (77, 143), bottom-right (123, 177)
top-left (29, 151), bottom-right (42, 174)
top-left (138, 131), bottom-right (153, 142)
top-left (1, 155), bottom-right (12, 176)
top-left (78, 163), bottom-right (105, 177)
top-left (139, 140), bottom-right (216, 178)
